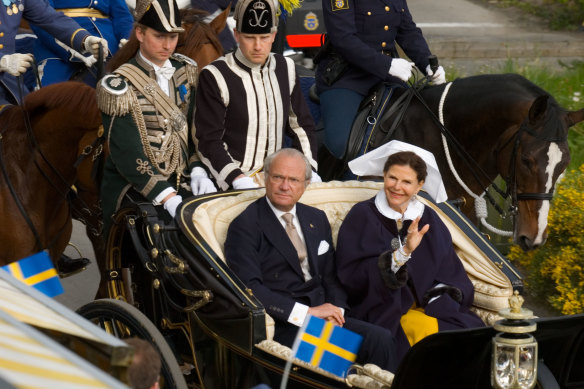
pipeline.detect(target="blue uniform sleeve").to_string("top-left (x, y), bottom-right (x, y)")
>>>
top-left (23, 0), bottom-right (90, 53)
top-left (110, 0), bottom-right (134, 42)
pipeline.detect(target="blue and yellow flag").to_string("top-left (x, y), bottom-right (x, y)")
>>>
top-left (293, 316), bottom-right (363, 378)
top-left (1, 252), bottom-right (64, 297)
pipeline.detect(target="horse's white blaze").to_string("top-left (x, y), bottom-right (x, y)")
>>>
top-left (535, 143), bottom-right (563, 244)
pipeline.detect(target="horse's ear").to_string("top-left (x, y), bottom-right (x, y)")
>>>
top-left (566, 108), bottom-right (584, 128)
top-left (528, 95), bottom-right (549, 125)
top-left (210, 5), bottom-right (230, 35)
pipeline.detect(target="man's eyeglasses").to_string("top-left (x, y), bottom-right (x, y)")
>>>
top-left (267, 174), bottom-right (305, 185)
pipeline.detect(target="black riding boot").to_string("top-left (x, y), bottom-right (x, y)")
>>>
top-left (57, 254), bottom-right (90, 277)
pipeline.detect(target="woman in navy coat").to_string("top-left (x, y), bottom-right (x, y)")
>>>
top-left (336, 147), bottom-right (484, 361)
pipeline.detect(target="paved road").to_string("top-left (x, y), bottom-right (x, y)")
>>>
top-left (409, 0), bottom-right (583, 72)
top-left (59, 0), bottom-right (583, 313)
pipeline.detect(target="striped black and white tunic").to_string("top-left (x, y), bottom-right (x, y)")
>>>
top-left (194, 49), bottom-right (317, 190)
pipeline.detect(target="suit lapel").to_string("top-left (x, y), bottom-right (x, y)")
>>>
top-left (258, 198), bottom-right (305, 278)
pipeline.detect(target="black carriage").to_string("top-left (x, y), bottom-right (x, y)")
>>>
top-left (77, 181), bottom-right (584, 389)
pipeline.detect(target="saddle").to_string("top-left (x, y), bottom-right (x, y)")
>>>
top-left (319, 82), bottom-right (415, 181)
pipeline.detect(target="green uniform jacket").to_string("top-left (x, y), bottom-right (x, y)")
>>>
top-left (97, 53), bottom-right (198, 235)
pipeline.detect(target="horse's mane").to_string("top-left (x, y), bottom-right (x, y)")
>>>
top-left (178, 8), bottom-right (224, 60)
top-left (23, 81), bottom-right (100, 123)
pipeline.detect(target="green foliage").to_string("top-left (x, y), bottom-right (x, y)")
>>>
top-left (508, 165), bottom-right (584, 314)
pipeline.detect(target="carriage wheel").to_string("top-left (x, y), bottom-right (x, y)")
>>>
top-left (77, 298), bottom-right (188, 389)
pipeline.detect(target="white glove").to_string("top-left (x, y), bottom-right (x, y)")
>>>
top-left (0, 53), bottom-right (34, 76)
top-left (118, 38), bottom-right (128, 49)
top-left (388, 58), bottom-right (414, 82)
top-left (83, 36), bottom-right (109, 59)
top-left (426, 64), bottom-right (446, 85)
top-left (310, 171), bottom-right (322, 183)
top-left (163, 195), bottom-right (183, 218)
top-left (190, 167), bottom-right (217, 195)
top-left (232, 176), bottom-right (259, 190)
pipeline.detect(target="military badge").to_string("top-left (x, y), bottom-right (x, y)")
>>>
top-left (331, 0), bottom-right (349, 11)
top-left (303, 12), bottom-right (319, 31)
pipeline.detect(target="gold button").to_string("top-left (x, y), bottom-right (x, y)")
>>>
top-left (367, 11), bottom-right (371, 15)
top-left (385, 6), bottom-right (390, 11)
top-left (381, 42), bottom-right (387, 48)
top-left (0, 44), bottom-right (3, 49)
top-left (0, 32), bottom-right (4, 37)
top-left (384, 25), bottom-right (388, 31)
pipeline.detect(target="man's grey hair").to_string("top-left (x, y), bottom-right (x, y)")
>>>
top-left (264, 148), bottom-right (313, 183)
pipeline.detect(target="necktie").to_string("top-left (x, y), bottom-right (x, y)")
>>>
top-left (156, 65), bottom-right (176, 80)
top-left (282, 213), bottom-right (307, 262)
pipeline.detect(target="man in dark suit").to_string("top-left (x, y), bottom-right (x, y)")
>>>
top-left (225, 148), bottom-right (398, 372)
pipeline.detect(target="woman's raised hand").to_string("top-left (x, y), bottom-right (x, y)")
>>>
top-left (405, 216), bottom-right (430, 254)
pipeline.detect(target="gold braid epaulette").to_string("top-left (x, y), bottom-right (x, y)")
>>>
top-left (96, 74), bottom-right (134, 116)
top-left (171, 53), bottom-right (198, 88)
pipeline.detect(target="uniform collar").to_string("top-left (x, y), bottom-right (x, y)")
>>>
top-left (234, 48), bottom-right (271, 70)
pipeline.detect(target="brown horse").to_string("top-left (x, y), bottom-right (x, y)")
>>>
top-left (0, 8), bottom-right (226, 269)
top-left (0, 82), bottom-right (102, 266)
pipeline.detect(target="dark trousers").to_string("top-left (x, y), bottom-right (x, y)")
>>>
top-left (275, 317), bottom-right (399, 373)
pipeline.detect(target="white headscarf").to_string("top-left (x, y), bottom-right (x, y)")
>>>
top-left (348, 140), bottom-right (448, 203)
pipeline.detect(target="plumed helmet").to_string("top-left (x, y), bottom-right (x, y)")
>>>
top-left (234, 0), bottom-right (278, 34)
top-left (134, 0), bottom-right (184, 33)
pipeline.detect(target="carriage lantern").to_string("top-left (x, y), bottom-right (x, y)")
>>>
top-left (491, 290), bottom-right (538, 389)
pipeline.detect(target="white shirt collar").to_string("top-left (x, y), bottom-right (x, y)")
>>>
top-left (266, 196), bottom-right (297, 220)
top-left (374, 189), bottom-right (425, 220)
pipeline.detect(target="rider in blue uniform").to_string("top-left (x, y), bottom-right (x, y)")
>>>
top-left (315, 0), bottom-right (446, 160)
top-left (30, 0), bottom-right (133, 87)
top-left (0, 0), bottom-right (108, 108)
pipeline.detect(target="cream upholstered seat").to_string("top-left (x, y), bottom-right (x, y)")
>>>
top-left (192, 180), bottom-right (514, 325)
top-left (190, 180), bottom-right (515, 387)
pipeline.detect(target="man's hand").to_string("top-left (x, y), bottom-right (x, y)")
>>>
top-left (83, 36), bottom-right (109, 59)
top-left (163, 194), bottom-right (182, 217)
top-left (232, 175), bottom-right (259, 190)
top-left (0, 53), bottom-right (33, 76)
top-left (308, 303), bottom-right (345, 327)
top-left (310, 170), bottom-right (322, 183)
top-left (388, 58), bottom-right (414, 82)
top-left (426, 64), bottom-right (446, 85)
top-left (190, 167), bottom-right (217, 195)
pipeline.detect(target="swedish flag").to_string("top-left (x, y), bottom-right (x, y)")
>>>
top-left (1, 252), bottom-right (63, 297)
top-left (293, 316), bottom-right (362, 378)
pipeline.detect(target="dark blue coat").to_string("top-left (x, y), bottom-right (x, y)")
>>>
top-left (336, 197), bottom-right (484, 359)
top-left (30, 0), bottom-right (133, 86)
top-left (0, 0), bottom-right (91, 105)
top-left (316, 0), bottom-right (432, 95)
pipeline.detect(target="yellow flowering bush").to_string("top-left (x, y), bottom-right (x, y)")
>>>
top-left (507, 165), bottom-right (584, 315)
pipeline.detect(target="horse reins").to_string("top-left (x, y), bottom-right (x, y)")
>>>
top-left (408, 75), bottom-right (558, 233)
top-left (2, 76), bottom-right (104, 252)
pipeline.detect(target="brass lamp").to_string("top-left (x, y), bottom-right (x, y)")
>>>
top-left (491, 291), bottom-right (538, 389)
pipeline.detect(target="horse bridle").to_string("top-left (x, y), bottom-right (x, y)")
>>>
top-left (0, 76), bottom-right (105, 252)
top-left (504, 118), bottom-right (559, 218)
top-left (409, 78), bottom-right (558, 219)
